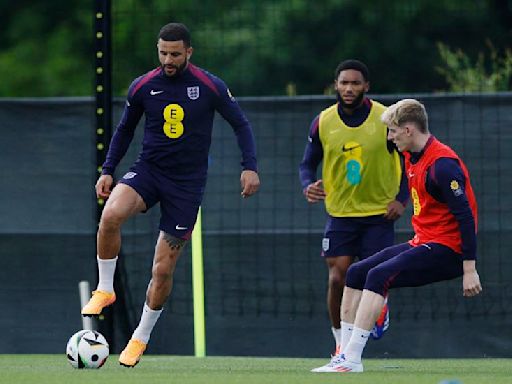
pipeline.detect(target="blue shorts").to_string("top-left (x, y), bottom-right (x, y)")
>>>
top-left (321, 215), bottom-right (395, 259)
top-left (119, 161), bottom-right (204, 239)
top-left (346, 242), bottom-right (463, 296)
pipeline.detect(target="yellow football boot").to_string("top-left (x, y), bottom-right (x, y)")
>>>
top-left (119, 339), bottom-right (147, 367)
top-left (81, 290), bottom-right (116, 316)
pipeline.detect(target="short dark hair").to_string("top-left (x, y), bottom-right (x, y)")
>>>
top-left (335, 59), bottom-right (369, 81)
top-left (158, 23), bottom-right (191, 47)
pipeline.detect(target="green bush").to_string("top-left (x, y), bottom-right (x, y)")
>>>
top-left (436, 41), bottom-right (512, 92)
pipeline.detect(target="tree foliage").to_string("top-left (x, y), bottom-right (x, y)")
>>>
top-left (436, 42), bottom-right (512, 92)
top-left (0, 0), bottom-right (510, 97)
top-left (0, 0), bottom-right (92, 97)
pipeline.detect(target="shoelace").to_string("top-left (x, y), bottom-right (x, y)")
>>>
top-left (327, 354), bottom-right (346, 367)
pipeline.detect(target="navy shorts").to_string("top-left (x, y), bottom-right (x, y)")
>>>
top-left (321, 215), bottom-right (395, 259)
top-left (119, 161), bottom-right (204, 239)
top-left (345, 242), bottom-right (464, 296)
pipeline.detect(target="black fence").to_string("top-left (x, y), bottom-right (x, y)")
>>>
top-left (1, 94), bottom-right (511, 357)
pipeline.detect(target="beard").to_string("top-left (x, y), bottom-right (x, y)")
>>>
top-left (337, 91), bottom-right (365, 110)
top-left (162, 58), bottom-right (188, 77)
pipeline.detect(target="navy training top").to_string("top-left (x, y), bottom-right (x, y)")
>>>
top-left (102, 64), bottom-right (258, 186)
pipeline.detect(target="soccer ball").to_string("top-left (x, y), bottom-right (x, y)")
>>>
top-left (66, 330), bottom-right (109, 369)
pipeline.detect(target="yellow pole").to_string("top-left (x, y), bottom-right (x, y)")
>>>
top-left (191, 207), bottom-right (206, 357)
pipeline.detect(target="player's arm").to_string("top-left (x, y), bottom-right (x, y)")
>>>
top-left (462, 259), bottom-right (481, 297)
top-left (102, 83), bottom-right (144, 176)
top-left (299, 115), bottom-right (325, 203)
top-left (430, 158), bottom-right (482, 297)
top-left (213, 80), bottom-right (259, 197)
top-left (97, 81), bottom-right (144, 198)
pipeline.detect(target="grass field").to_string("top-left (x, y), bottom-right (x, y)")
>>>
top-left (1, 355), bottom-right (511, 384)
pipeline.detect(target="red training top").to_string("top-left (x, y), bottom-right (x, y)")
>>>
top-left (404, 138), bottom-right (478, 254)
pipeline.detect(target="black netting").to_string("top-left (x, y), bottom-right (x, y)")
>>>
top-left (1, 94), bottom-right (511, 357)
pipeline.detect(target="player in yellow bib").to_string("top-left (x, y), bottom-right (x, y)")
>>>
top-left (299, 60), bottom-right (408, 357)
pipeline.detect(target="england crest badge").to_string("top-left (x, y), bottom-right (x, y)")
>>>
top-left (187, 86), bottom-right (200, 100)
top-left (322, 238), bottom-right (330, 252)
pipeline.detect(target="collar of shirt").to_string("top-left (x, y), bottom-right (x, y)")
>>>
top-left (336, 97), bottom-right (372, 127)
top-left (409, 135), bottom-right (435, 164)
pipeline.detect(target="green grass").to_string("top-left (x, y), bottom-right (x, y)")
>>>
top-left (1, 355), bottom-right (511, 384)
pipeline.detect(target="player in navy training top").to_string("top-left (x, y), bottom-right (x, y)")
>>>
top-left (81, 23), bottom-right (260, 367)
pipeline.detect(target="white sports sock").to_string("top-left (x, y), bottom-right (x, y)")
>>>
top-left (343, 326), bottom-right (370, 363)
top-left (96, 256), bottom-right (118, 292)
top-left (340, 321), bottom-right (354, 352)
top-left (331, 326), bottom-right (341, 349)
top-left (132, 302), bottom-right (163, 344)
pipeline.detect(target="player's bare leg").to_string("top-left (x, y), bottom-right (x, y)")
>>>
top-left (145, 231), bottom-right (186, 308)
top-left (331, 289), bottom-right (384, 372)
top-left (312, 287), bottom-right (368, 373)
top-left (82, 184), bottom-right (146, 317)
top-left (326, 256), bottom-right (352, 354)
top-left (340, 286), bottom-right (363, 324)
top-left (351, 289), bottom-right (385, 331)
top-left (97, 184), bottom-right (147, 260)
top-left (119, 231), bottom-right (186, 367)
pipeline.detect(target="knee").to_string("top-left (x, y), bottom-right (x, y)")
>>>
top-left (345, 262), bottom-right (367, 290)
top-left (152, 261), bottom-right (173, 284)
top-left (151, 251), bottom-right (181, 285)
top-left (364, 267), bottom-right (389, 296)
top-left (99, 206), bottom-right (124, 232)
top-left (328, 268), bottom-right (346, 289)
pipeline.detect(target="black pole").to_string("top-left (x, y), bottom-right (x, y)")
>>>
top-left (94, 0), bottom-right (112, 198)
top-left (94, 0), bottom-right (114, 348)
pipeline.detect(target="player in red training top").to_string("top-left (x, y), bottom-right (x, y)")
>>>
top-left (81, 22), bottom-right (260, 367)
top-left (312, 98), bottom-right (482, 373)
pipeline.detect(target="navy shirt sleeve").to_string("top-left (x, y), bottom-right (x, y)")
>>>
top-left (213, 79), bottom-right (258, 172)
top-left (426, 157), bottom-right (477, 260)
top-left (299, 115), bottom-right (323, 191)
top-left (102, 78), bottom-right (144, 175)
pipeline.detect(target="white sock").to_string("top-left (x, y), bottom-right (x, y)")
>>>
top-left (331, 326), bottom-right (341, 349)
top-left (132, 302), bottom-right (163, 344)
top-left (343, 326), bottom-right (370, 363)
top-left (96, 256), bottom-right (118, 292)
top-left (340, 321), bottom-right (354, 353)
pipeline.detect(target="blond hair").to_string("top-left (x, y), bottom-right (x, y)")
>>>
top-left (381, 98), bottom-right (428, 133)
